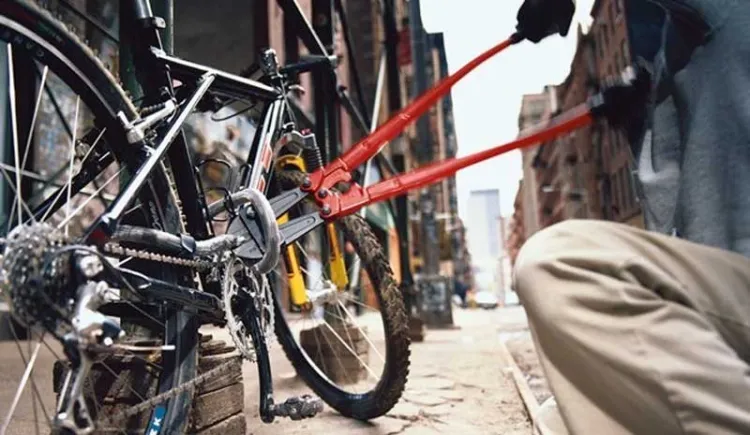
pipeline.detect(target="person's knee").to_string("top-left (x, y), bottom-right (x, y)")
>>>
top-left (513, 220), bottom-right (609, 319)
top-left (515, 220), bottom-right (592, 275)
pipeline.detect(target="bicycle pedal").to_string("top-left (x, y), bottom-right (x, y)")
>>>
top-left (271, 394), bottom-right (324, 420)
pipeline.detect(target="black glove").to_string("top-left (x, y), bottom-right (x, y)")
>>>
top-left (590, 60), bottom-right (652, 131)
top-left (516, 0), bottom-right (576, 43)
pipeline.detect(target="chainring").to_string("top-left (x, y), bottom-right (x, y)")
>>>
top-left (222, 257), bottom-right (275, 361)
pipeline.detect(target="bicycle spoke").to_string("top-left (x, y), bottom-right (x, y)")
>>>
top-left (98, 361), bottom-right (147, 404)
top-left (103, 288), bottom-right (165, 329)
top-left (63, 96), bottom-right (81, 238)
top-left (39, 178), bottom-right (71, 224)
top-left (6, 320), bottom-right (52, 430)
top-left (310, 319), bottom-right (333, 381)
top-left (56, 165), bottom-right (123, 230)
top-left (337, 296), bottom-right (377, 313)
top-left (41, 73), bottom-right (74, 141)
top-left (336, 300), bottom-right (384, 363)
top-left (316, 321), bottom-right (357, 385)
top-left (334, 304), bottom-right (364, 393)
top-left (0, 164), bottom-right (37, 223)
top-left (78, 128), bottom-right (107, 166)
top-left (321, 321), bottom-right (379, 381)
top-left (27, 329), bottom-right (41, 435)
top-left (7, 44), bottom-right (28, 227)
top-left (7, 66), bottom-right (49, 228)
top-left (1, 339), bottom-right (43, 433)
top-left (296, 241), bottom-right (328, 291)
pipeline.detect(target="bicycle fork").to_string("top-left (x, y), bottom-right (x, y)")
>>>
top-left (276, 154), bottom-right (349, 310)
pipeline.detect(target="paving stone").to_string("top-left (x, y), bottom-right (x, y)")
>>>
top-left (404, 392), bottom-right (447, 407)
top-left (377, 416), bottom-right (411, 434)
top-left (435, 389), bottom-right (465, 402)
top-left (388, 401), bottom-right (422, 421)
top-left (408, 377), bottom-right (456, 391)
top-left (402, 426), bottom-right (443, 435)
top-left (410, 368), bottom-right (440, 378)
top-left (420, 403), bottom-right (455, 417)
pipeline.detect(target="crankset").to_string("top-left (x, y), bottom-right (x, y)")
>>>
top-left (220, 186), bottom-right (325, 264)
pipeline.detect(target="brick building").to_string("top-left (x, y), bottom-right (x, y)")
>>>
top-left (507, 180), bottom-right (525, 266)
top-left (507, 87), bottom-right (557, 266)
top-left (517, 86), bottom-right (557, 241)
top-left (590, 0), bottom-right (644, 227)
top-left (507, 0), bottom-right (659, 260)
top-left (533, 25), bottom-right (599, 228)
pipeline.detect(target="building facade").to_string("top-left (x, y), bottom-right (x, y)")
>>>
top-left (533, 25), bottom-right (600, 229)
top-left (507, 180), bottom-right (525, 266)
top-left (517, 86), bottom-right (558, 241)
top-left (467, 189), bottom-right (501, 259)
top-left (507, 0), bottom-right (662, 263)
top-left (590, 0), bottom-right (644, 227)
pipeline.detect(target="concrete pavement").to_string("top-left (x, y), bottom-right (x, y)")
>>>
top-left (232, 305), bottom-right (534, 434)
top-left (0, 306), bottom-right (538, 434)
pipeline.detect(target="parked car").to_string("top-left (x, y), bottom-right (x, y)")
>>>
top-left (504, 291), bottom-right (520, 306)
top-left (474, 290), bottom-right (499, 309)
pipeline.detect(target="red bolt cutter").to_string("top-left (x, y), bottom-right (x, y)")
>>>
top-left (270, 32), bottom-right (650, 225)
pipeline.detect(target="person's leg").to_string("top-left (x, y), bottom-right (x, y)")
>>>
top-left (514, 219), bottom-right (750, 435)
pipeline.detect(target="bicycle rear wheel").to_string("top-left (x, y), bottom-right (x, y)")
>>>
top-left (0, 2), bottom-right (197, 433)
top-left (272, 169), bottom-right (411, 420)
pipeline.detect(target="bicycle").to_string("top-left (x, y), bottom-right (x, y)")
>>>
top-left (0, 0), bottom-right (410, 433)
top-left (0, 0), bottom-right (639, 432)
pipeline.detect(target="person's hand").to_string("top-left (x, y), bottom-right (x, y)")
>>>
top-left (515, 0), bottom-right (576, 43)
top-left (590, 60), bottom-right (652, 132)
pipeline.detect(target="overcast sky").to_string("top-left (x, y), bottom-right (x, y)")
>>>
top-left (420, 0), bottom-right (595, 220)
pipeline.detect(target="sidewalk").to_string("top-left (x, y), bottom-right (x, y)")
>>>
top-left (0, 305), bottom-right (544, 434)
top-left (207, 305), bottom-right (536, 434)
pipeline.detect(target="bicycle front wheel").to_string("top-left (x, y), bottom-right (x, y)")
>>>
top-left (272, 169), bottom-right (411, 420)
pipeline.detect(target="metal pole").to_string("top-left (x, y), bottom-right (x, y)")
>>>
top-left (383, 0), bottom-right (416, 314)
top-left (150, 0), bottom-right (174, 53)
top-left (333, 0), bottom-right (370, 126)
top-left (311, 0), bottom-right (338, 163)
top-left (408, 0), bottom-right (453, 328)
top-left (361, 53), bottom-right (387, 190)
top-left (348, 51), bottom-right (386, 290)
top-left (119, 1), bottom-right (142, 100)
top-left (408, 0), bottom-right (439, 277)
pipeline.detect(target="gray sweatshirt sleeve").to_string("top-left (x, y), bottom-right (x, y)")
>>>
top-left (645, 0), bottom-right (735, 32)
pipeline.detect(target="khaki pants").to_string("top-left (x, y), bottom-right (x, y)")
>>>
top-left (513, 220), bottom-right (750, 435)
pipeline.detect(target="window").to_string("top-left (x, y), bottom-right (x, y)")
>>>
top-left (611, 171), bottom-right (621, 214)
top-left (625, 167), bottom-right (637, 210)
top-left (599, 27), bottom-right (607, 58)
top-left (616, 168), bottom-right (624, 212)
top-left (620, 167), bottom-right (630, 212)
top-left (603, 26), bottom-right (610, 48)
top-left (614, 52), bottom-right (621, 75)
top-left (621, 40), bottom-right (629, 64)
top-left (614, 0), bottom-right (621, 14)
top-left (611, 129), bottom-right (619, 151)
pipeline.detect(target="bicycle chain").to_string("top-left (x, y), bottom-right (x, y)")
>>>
top-left (98, 243), bottom-right (233, 428)
top-left (98, 243), bottom-right (270, 429)
top-left (103, 243), bottom-right (219, 270)
top-left (97, 359), bottom-right (237, 428)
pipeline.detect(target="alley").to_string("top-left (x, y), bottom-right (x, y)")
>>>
top-left (216, 305), bottom-right (536, 434)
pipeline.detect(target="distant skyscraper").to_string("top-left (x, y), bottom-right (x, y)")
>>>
top-left (467, 189), bottom-right (501, 262)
